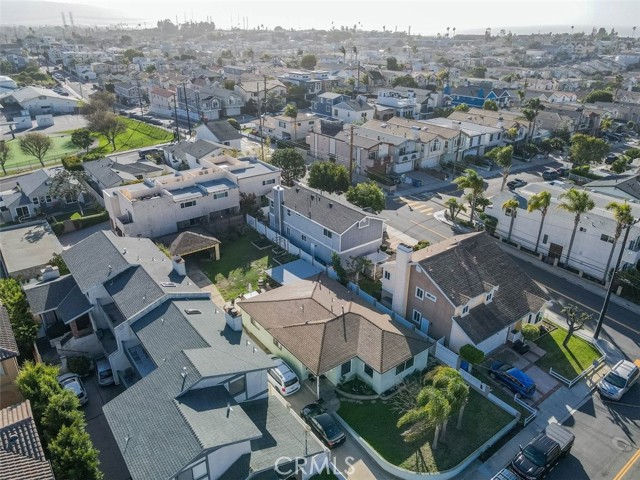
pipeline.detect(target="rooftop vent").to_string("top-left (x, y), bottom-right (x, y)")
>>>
top-left (161, 282), bottom-right (176, 287)
top-left (185, 309), bottom-right (202, 315)
top-left (329, 202), bottom-right (333, 208)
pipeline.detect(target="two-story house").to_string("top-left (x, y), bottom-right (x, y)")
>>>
top-left (311, 92), bottom-right (350, 117)
top-left (104, 156), bottom-right (280, 238)
top-left (234, 79), bottom-right (287, 105)
top-left (375, 89), bottom-right (420, 119)
top-left (83, 157), bottom-right (166, 193)
top-left (262, 112), bottom-right (319, 141)
top-left (114, 81), bottom-right (142, 107)
top-left (239, 274), bottom-right (433, 396)
top-left (269, 184), bottom-right (385, 264)
top-left (448, 108), bottom-right (529, 145)
top-left (486, 183), bottom-right (640, 282)
top-left (57, 232), bottom-right (327, 480)
top-left (381, 233), bottom-right (548, 354)
top-left (331, 98), bottom-right (375, 124)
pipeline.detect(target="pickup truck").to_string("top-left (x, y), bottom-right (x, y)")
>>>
top-left (510, 423), bottom-right (574, 480)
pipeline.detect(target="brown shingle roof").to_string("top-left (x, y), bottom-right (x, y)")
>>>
top-left (168, 231), bottom-right (220, 257)
top-left (238, 275), bottom-right (432, 375)
top-left (0, 401), bottom-right (55, 480)
top-left (414, 232), bottom-right (548, 342)
top-left (0, 305), bottom-right (19, 361)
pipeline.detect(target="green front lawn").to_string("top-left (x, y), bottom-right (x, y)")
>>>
top-left (2, 136), bottom-right (79, 174)
top-left (535, 328), bottom-right (602, 380)
top-left (338, 389), bottom-right (514, 473)
top-left (93, 117), bottom-right (173, 153)
top-left (358, 277), bottom-right (382, 300)
top-left (199, 230), bottom-right (291, 301)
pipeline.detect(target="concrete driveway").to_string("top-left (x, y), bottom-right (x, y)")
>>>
top-left (82, 374), bottom-right (130, 480)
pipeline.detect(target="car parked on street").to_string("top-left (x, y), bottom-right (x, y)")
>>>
top-left (542, 170), bottom-right (559, 181)
top-left (490, 361), bottom-right (536, 398)
top-left (507, 178), bottom-right (527, 190)
top-left (510, 423), bottom-right (574, 480)
top-left (300, 403), bottom-right (346, 449)
top-left (267, 356), bottom-right (300, 396)
top-left (605, 154), bottom-right (618, 165)
top-left (57, 373), bottom-right (89, 405)
top-left (555, 167), bottom-right (569, 177)
top-left (597, 359), bottom-right (640, 401)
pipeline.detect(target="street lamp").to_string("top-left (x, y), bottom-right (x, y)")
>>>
top-left (593, 218), bottom-right (639, 339)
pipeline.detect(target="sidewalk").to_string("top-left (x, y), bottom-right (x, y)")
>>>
top-left (499, 242), bottom-right (640, 316)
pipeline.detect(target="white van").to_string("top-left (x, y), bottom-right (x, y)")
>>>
top-left (268, 356), bottom-right (300, 396)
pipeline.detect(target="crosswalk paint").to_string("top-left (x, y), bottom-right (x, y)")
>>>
top-left (399, 196), bottom-right (434, 215)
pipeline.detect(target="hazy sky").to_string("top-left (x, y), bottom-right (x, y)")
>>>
top-left (17, 0), bottom-right (640, 34)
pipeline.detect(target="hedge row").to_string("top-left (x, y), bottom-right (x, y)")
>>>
top-left (51, 211), bottom-right (109, 235)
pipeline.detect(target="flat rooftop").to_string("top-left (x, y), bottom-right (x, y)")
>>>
top-left (0, 222), bottom-right (63, 276)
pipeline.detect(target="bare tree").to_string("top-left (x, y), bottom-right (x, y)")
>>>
top-left (89, 113), bottom-right (126, 151)
top-left (19, 133), bottom-right (52, 168)
top-left (561, 304), bottom-right (591, 347)
top-left (0, 140), bottom-right (11, 175)
top-left (48, 170), bottom-right (88, 215)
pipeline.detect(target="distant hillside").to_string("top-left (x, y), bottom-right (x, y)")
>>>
top-left (0, 1), bottom-right (132, 26)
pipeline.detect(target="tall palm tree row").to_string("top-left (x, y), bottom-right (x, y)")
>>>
top-left (558, 188), bottom-right (595, 268)
top-left (338, 45), bottom-right (346, 64)
top-left (603, 201), bottom-right (635, 283)
top-left (527, 190), bottom-right (552, 254)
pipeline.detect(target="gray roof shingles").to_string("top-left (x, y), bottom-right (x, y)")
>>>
top-left (202, 120), bottom-right (242, 142)
top-left (0, 304), bottom-right (19, 361)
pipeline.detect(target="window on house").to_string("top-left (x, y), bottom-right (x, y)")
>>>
top-left (415, 287), bottom-right (424, 300)
top-left (323, 228), bottom-right (332, 238)
top-left (213, 192), bottom-right (228, 200)
top-left (228, 376), bottom-right (246, 396)
top-left (425, 292), bottom-right (437, 302)
top-left (286, 226), bottom-right (290, 235)
top-left (250, 317), bottom-right (259, 329)
top-left (334, 109), bottom-right (338, 116)
top-left (462, 305), bottom-right (469, 315)
top-left (600, 234), bottom-right (614, 243)
top-left (270, 200), bottom-right (274, 207)
top-left (262, 178), bottom-right (276, 186)
top-left (395, 357), bottom-right (415, 375)
top-left (181, 200), bottom-right (196, 208)
top-left (15, 206), bottom-right (29, 217)
top-left (363, 364), bottom-right (373, 378)
top-left (301, 234), bottom-right (307, 242)
top-left (384, 271), bottom-right (391, 280)
top-left (341, 360), bottom-right (351, 376)
top-left (412, 309), bottom-right (421, 324)
top-left (32, 197), bottom-right (39, 205)
top-left (39, 196), bottom-right (46, 204)
top-left (489, 134), bottom-right (494, 141)
top-left (486, 292), bottom-right (493, 302)
top-left (542, 234), bottom-right (548, 244)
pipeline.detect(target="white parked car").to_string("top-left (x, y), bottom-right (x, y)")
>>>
top-left (57, 373), bottom-right (89, 406)
top-left (268, 356), bottom-right (300, 396)
top-left (598, 359), bottom-right (640, 401)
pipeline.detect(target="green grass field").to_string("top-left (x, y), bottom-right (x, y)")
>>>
top-left (94, 117), bottom-right (173, 153)
top-left (536, 328), bottom-right (602, 379)
top-left (2, 136), bottom-right (79, 175)
top-left (338, 389), bottom-right (514, 472)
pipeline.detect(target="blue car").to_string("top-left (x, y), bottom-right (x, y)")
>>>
top-left (490, 361), bottom-right (536, 398)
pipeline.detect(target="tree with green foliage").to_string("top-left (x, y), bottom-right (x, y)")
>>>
top-left (522, 98), bottom-right (545, 142)
top-left (49, 169), bottom-right (88, 215)
top-left (570, 133), bottom-right (609, 166)
top-left (453, 103), bottom-right (470, 112)
top-left (16, 361), bottom-right (62, 421)
top-left (270, 148), bottom-right (306, 186)
top-left (223, 79), bottom-right (236, 90)
top-left (501, 197), bottom-right (519, 242)
top-left (308, 161), bottom-right (350, 193)
top-left (469, 66), bottom-right (487, 78)
top-left (347, 255), bottom-right (372, 283)
top-left (413, 240), bottom-right (431, 251)
top-left (331, 252), bottom-right (348, 285)
top-left (300, 54), bottom-right (317, 69)
top-left (428, 366), bottom-right (469, 431)
top-left (584, 89), bottom-right (613, 103)
top-left (603, 201), bottom-right (635, 282)
top-left (397, 385), bottom-right (450, 448)
top-left (454, 169), bottom-right (485, 225)
top-left (227, 118), bottom-right (240, 130)
top-left (346, 181), bottom-right (385, 213)
top-left (49, 253), bottom-right (70, 275)
top-left (19, 133), bottom-right (52, 168)
top-left (521, 324), bottom-right (540, 343)
top-left (49, 424), bottom-right (103, 480)
top-left (88, 112), bottom-right (126, 151)
top-left (283, 103), bottom-right (298, 140)
top-left (527, 190), bottom-right (552, 254)
top-left (41, 390), bottom-right (83, 444)
top-left (444, 198), bottom-right (466, 220)
top-left (391, 75), bottom-right (419, 88)
top-left (386, 56), bottom-right (400, 71)
top-left (483, 99), bottom-right (499, 111)
top-left (611, 157), bottom-right (630, 174)
top-left (338, 45), bottom-right (346, 63)
top-left (123, 48), bottom-right (143, 62)
top-left (0, 278), bottom-right (39, 353)
top-left (145, 65), bottom-right (157, 73)
top-left (70, 128), bottom-right (93, 153)
top-left (561, 304), bottom-right (591, 348)
top-left (486, 145), bottom-right (513, 192)
top-left (558, 188), bottom-right (595, 267)
top-left (459, 344), bottom-right (485, 368)
top-left (624, 148), bottom-right (640, 160)
top-left (0, 140), bottom-right (11, 175)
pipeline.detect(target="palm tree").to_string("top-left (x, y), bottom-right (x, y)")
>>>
top-left (558, 188), bottom-right (595, 268)
top-left (397, 386), bottom-right (451, 448)
top-left (445, 198), bottom-right (466, 220)
top-left (338, 45), bottom-right (346, 64)
top-left (527, 191), bottom-right (552, 254)
top-left (522, 98), bottom-right (545, 143)
top-left (452, 27), bottom-right (456, 38)
top-left (454, 169), bottom-right (485, 225)
top-left (446, 26), bottom-right (450, 38)
top-left (428, 366), bottom-right (469, 433)
top-left (502, 198), bottom-right (520, 242)
top-left (603, 201), bottom-right (635, 282)
top-left (486, 145), bottom-right (513, 192)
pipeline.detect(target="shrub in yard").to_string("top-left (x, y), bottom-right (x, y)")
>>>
top-left (61, 155), bottom-right (84, 171)
top-left (521, 324), bottom-right (540, 343)
top-left (71, 211), bottom-right (109, 229)
top-left (67, 356), bottom-right (91, 376)
top-left (459, 344), bottom-right (485, 367)
top-left (51, 222), bottom-right (65, 235)
top-left (413, 240), bottom-right (431, 251)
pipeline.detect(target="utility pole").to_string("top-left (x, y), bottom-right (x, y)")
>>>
top-left (172, 92), bottom-right (180, 142)
top-left (136, 77), bottom-right (144, 119)
top-left (594, 220), bottom-right (637, 338)
top-left (349, 124), bottom-right (355, 184)
top-left (182, 83), bottom-right (192, 136)
top-left (257, 81), bottom-right (264, 161)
